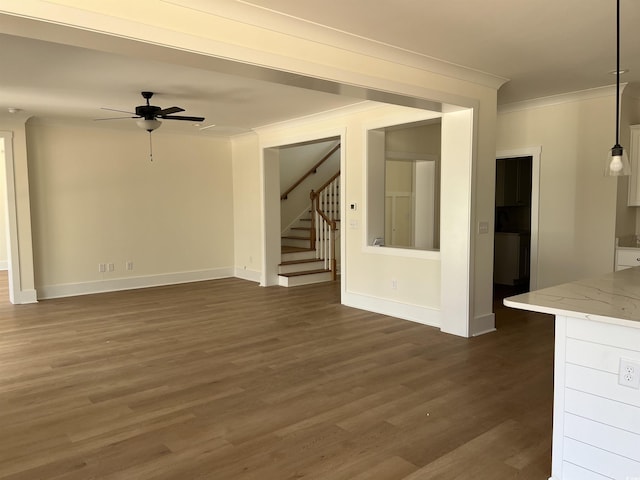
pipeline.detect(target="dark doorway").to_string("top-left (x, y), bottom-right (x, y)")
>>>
top-left (493, 156), bottom-right (533, 304)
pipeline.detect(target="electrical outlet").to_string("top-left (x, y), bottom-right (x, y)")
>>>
top-left (391, 279), bottom-right (398, 290)
top-left (98, 263), bottom-right (106, 273)
top-left (108, 263), bottom-right (114, 272)
top-left (618, 358), bottom-right (640, 389)
top-left (126, 261), bottom-right (134, 271)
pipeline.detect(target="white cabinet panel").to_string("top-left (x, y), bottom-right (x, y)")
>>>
top-left (616, 248), bottom-right (640, 268)
top-left (627, 125), bottom-right (640, 206)
top-left (565, 389), bottom-right (640, 436)
top-left (565, 413), bottom-right (640, 462)
top-left (563, 438), bottom-right (640, 480)
top-left (562, 461), bottom-right (616, 480)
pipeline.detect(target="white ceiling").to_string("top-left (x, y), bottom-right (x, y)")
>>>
top-left (0, 33), bottom-right (363, 135)
top-left (0, 0), bottom-right (639, 134)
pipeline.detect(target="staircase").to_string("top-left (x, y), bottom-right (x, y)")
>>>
top-left (278, 176), bottom-right (340, 287)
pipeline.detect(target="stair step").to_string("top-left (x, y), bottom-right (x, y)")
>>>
top-left (278, 258), bottom-right (326, 274)
top-left (279, 258), bottom-right (320, 266)
top-left (278, 269), bottom-right (334, 287)
top-left (282, 235), bottom-right (310, 240)
top-left (291, 227), bottom-right (311, 231)
top-left (281, 248), bottom-right (316, 262)
top-left (279, 268), bottom-right (330, 277)
top-left (281, 246), bottom-right (313, 253)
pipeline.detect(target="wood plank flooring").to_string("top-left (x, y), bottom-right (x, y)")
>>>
top-left (0, 274), bottom-right (554, 479)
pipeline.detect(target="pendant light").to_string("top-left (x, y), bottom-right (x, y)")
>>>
top-left (605, 0), bottom-right (631, 176)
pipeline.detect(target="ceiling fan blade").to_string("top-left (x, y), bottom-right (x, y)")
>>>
top-left (157, 106), bottom-right (184, 116)
top-left (93, 116), bottom-right (139, 121)
top-left (162, 115), bottom-right (206, 122)
top-left (101, 107), bottom-right (136, 114)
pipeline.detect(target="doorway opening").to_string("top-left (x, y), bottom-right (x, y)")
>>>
top-left (493, 147), bottom-right (541, 308)
top-left (261, 129), bottom-right (346, 295)
top-left (0, 136), bottom-right (9, 302)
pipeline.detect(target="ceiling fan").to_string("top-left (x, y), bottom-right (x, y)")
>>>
top-left (98, 91), bottom-right (205, 132)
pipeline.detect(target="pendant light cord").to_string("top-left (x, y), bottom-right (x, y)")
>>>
top-left (616, 0), bottom-right (621, 146)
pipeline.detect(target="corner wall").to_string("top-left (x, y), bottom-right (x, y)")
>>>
top-left (497, 91), bottom-right (618, 288)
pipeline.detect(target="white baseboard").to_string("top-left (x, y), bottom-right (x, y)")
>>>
top-left (471, 313), bottom-right (496, 336)
top-left (37, 268), bottom-right (235, 299)
top-left (343, 291), bottom-right (441, 329)
top-left (14, 289), bottom-right (38, 304)
top-left (234, 267), bottom-right (261, 283)
top-left (0, 260), bottom-right (8, 271)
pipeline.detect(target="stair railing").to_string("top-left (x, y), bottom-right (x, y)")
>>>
top-left (280, 143), bottom-right (340, 200)
top-left (310, 171), bottom-right (340, 280)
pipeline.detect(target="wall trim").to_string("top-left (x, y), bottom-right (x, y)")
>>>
top-left (0, 261), bottom-right (7, 270)
top-left (160, 0), bottom-right (508, 90)
top-left (14, 289), bottom-right (38, 304)
top-left (37, 268), bottom-right (234, 300)
top-left (343, 291), bottom-right (441, 329)
top-left (234, 267), bottom-right (261, 283)
top-left (471, 313), bottom-right (497, 336)
top-left (498, 85), bottom-right (620, 114)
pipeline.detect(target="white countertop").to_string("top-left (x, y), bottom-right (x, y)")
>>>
top-left (504, 267), bottom-right (640, 328)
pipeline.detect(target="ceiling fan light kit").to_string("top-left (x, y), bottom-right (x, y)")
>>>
top-left (136, 118), bottom-right (162, 132)
top-left (605, 0), bottom-right (631, 176)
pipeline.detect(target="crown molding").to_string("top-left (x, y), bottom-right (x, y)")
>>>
top-left (161, 0), bottom-right (508, 91)
top-left (254, 101), bottom-right (377, 135)
top-left (498, 84), bottom-right (622, 114)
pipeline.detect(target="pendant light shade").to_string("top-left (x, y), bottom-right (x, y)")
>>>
top-left (605, 0), bottom-right (630, 176)
top-left (136, 118), bottom-right (162, 132)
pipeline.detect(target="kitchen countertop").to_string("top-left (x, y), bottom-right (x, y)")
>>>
top-left (504, 267), bottom-right (640, 328)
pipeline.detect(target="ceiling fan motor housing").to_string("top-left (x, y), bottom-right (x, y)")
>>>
top-left (135, 104), bottom-right (161, 120)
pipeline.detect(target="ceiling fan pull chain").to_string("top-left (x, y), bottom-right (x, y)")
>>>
top-left (148, 131), bottom-right (154, 162)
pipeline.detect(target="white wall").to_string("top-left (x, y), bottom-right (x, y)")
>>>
top-left (497, 92), bottom-right (618, 288)
top-left (26, 119), bottom-right (234, 297)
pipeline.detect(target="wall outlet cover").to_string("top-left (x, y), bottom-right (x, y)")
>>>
top-left (618, 358), bottom-right (640, 389)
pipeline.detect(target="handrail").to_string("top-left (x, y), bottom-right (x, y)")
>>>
top-left (315, 170), bottom-right (340, 195)
top-left (280, 143), bottom-right (340, 200)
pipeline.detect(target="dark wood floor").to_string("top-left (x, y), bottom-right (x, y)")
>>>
top-left (0, 273), bottom-right (554, 479)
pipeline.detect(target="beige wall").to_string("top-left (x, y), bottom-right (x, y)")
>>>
top-left (497, 94), bottom-right (618, 288)
top-left (26, 120), bottom-right (234, 295)
top-left (232, 133), bottom-right (262, 281)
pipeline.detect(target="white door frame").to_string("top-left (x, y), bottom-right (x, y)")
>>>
top-left (1, 131), bottom-right (23, 303)
top-left (260, 128), bottom-right (346, 292)
top-left (496, 146), bottom-right (541, 291)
